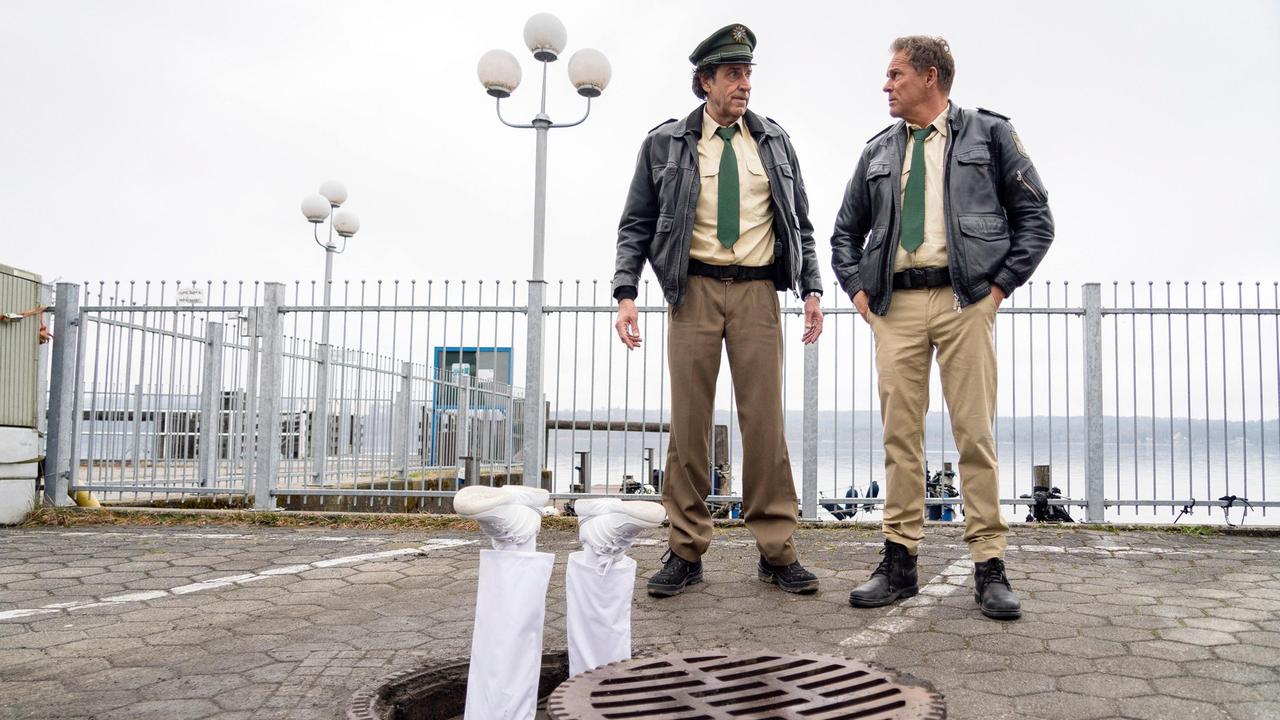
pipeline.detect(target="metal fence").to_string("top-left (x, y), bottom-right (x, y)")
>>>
top-left (39, 279), bottom-right (1280, 525)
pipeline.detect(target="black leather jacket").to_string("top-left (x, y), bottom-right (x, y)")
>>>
top-left (830, 103), bottom-right (1054, 315)
top-left (612, 106), bottom-right (823, 305)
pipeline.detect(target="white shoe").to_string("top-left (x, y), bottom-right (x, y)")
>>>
top-left (576, 498), bottom-right (666, 556)
top-left (455, 485), bottom-right (550, 550)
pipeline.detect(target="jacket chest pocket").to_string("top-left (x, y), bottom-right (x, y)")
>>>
top-left (954, 146), bottom-right (998, 191)
top-left (864, 160), bottom-right (893, 205)
top-left (651, 162), bottom-right (688, 215)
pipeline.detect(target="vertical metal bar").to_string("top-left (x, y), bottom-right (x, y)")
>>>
top-left (1258, 283), bottom-right (1267, 513)
top-left (1064, 282), bottom-right (1071, 496)
top-left (397, 360), bottom-right (411, 481)
top-left (1130, 282), bottom-right (1138, 510)
top-left (833, 287), bottom-right (840, 500)
top-left (1082, 283), bottom-right (1105, 523)
top-left (571, 282), bottom-right (581, 488)
top-left (45, 283), bottom-right (81, 506)
top-left (1220, 282), bottom-right (1229, 496)
top-left (1112, 282), bottom-right (1120, 506)
top-left (524, 279), bottom-right (545, 489)
top-left (254, 283), bottom-right (284, 510)
top-left (1184, 283), bottom-right (1192, 508)
top-left (1237, 282), bottom-right (1247, 495)
top-left (552, 281), bottom-right (564, 488)
top-left (1012, 288), bottom-right (1018, 492)
top-left (1166, 282), bottom-right (1174, 514)
top-left (68, 285), bottom-right (89, 494)
top-left (123, 283), bottom-right (138, 485)
top-left (1203, 282), bottom-right (1210, 501)
top-left (83, 283), bottom-right (103, 489)
top-left (457, 372), bottom-right (471, 483)
top-left (1030, 283), bottom-right (1036, 471)
top-left (588, 282), bottom-right (598, 492)
top-left (604, 293), bottom-right (614, 491)
top-left (198, 322), bottom-right (224, 487)
top-left (1047, 281), bottom-right (1053, 477)
top-left (802, 341), bottom-right (818, 520)
top-left (1149, 282), bottom-right (1156, 513)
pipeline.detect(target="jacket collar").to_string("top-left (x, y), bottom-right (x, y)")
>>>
top-left (680, 104), bottom-right (779, 139)
top-left (947, 101), bottom-right (966, 133)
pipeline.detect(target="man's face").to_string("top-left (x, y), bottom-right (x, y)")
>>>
top-left (883, 51), bottom-right (931, 119)
top-left (702, 63), bottom-right (752, 122)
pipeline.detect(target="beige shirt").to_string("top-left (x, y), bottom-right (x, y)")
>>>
top-left (690, 109), bottom-right (775, 266)
top-left (894, 106), bottom-right (949, 272)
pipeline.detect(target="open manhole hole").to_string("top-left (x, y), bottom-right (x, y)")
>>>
top-left (349, 649), bottom-right (943, 720)
top-left (347, 652), bottom-right (568, 720)
top-left (549, 650), bottom-right (945, 720)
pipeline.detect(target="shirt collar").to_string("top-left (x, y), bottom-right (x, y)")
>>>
top-left (907, 105), bottom-right (950, 139)
top-left (702, 108), bottom-right (748, 142)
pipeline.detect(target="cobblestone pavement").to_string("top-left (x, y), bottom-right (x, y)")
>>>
top-left (0, 522), bottom-right (1277, 719)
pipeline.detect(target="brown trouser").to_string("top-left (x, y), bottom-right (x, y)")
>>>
top-left (869, 287), bottom-right (1008, 562)
top-left (663, 276), bottom-right (799, 565)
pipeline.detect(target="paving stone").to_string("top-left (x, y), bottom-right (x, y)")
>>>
top-left (1132, 639), bottom-right (1217, 662)
top-left (1060, 672), bottom-right (1152, 699)
top-left (100, 698), bottom-right (222, 719)
top-left (1153, 676), bottom-right (1263, 703)
top-left (1118, 695), bottom-right (1231, 719)
top-left (1046, 636), bottom-right (1126, 659)
top-left (1184, 659), bottom-right (1278, 685)
top-left (958, 669), bottom-right (1055, 697)
top-left (1012, 691), bottom-right (1116, 720)
top-left (1228, 702), bottom-right (1280, 720)
top-left (0, 523), bottom-right (1277, 720)
top-left (1159, 627), bottom-right (1240, 646)
top-left (1092, 654), bottom-right (1183, 679)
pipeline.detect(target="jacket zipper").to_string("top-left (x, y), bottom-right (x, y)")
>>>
top-left (1016, 169), bottom-right (1043, 203)
top-left (942, 123), bottom-right (967, 309)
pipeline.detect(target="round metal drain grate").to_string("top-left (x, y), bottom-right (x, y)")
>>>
top-left (546, 650), bottom-right (945, 720)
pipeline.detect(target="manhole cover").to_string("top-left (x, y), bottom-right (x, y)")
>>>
top-left (546, 650), bottom-right (945, 720)
top-left (348, 652), bottom-right (568, 720)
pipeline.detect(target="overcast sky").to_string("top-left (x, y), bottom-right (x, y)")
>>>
top-left (3, 0), bottom-right (1278, 295)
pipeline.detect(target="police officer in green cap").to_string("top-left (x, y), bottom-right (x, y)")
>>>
top-left (611, 24), bottom-right (825, 598)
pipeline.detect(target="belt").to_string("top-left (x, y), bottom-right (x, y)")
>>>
top-left (892, 267), bottom-right (951, 290)
top-left (687, 259), bottom-right (775, 281)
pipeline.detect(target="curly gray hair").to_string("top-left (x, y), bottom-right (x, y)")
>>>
top-left (890, 36), bottom-right (955, 93)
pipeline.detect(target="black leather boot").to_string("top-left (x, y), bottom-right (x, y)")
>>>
top-left (848, 540), bottom-right (918, 608)
top-left (647, 549), bottom-right (703, 597)
top-left (974, 558), bottom-right (1022, 620)
top-left (758, 555), bottom-right (819, 594)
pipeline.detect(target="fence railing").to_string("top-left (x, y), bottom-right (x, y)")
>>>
top-left (39, 279), bottom-right (1280, 525)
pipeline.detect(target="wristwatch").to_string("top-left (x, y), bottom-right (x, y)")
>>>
top-left (803, 291), bottom-right (821, 302)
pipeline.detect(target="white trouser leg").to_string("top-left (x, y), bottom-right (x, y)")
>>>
top-left (464, 549), bottom-right (554, 720)
top-left (566, 549), bottom-right (638, 677)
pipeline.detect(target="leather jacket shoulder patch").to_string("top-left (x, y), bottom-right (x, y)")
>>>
top-left (977, 107), bottom-right (1011, 121)
top-left (648, 118), bottom-right (678, 134)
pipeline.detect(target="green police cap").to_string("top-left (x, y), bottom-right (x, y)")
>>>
top-left (689, 24), bottom-right (756, 67)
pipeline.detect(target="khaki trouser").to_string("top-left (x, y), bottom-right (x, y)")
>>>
top-left (663, 276), bottom-right (799, 565)
top-left (868, 287), bottom-right (1008, 561)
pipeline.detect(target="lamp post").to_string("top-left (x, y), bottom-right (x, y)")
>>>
top-left (301, 182), bottom-right (360, 485)
top-left (478, 13), bottom-right (611, 490)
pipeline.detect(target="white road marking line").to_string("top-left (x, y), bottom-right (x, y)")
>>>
top-left (840, 556), bottom-right (972, 649)
top-left (20, 531), bottom-right (388, 543)
top-left (0, 539), bottom-right (473, 622)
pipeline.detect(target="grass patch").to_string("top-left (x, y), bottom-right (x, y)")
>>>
top-left (18, 506), bottom-right (580, 532)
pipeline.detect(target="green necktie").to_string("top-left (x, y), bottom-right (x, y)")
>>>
top-left (715, 125), bottom-right (739, 249)
top-left (900, 126), bottom-right (936, 254)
